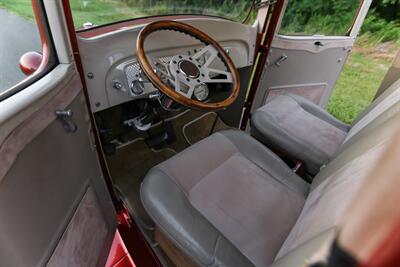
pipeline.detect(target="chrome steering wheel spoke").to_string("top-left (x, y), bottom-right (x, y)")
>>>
top-left (193, 45), bottom-right (218, 68)
top-left (149, 56), bottom-right (171, 79)
top-left (167, 44), bottom-right (234, 100)
top-left (203, 68), bottom-right (233, 83)
top-left (173, 72), bottom-right (197, 98)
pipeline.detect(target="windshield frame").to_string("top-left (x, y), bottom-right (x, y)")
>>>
top-left (75, 13), bottom-right (250, 39)
top-left (76, 13), bottom-right (237, 33)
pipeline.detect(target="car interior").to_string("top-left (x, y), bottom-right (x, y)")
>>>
top-left (2, 0), bottom-right (400, 266)
top-left (81, 1), bottom-right (400, 265)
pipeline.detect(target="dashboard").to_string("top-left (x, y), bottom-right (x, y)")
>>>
top-left (105, 45), bottom-right (246, 110)
top-left (77, 18), bottom-right (258, 112)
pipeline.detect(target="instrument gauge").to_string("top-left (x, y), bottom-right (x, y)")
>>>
top-left (193, 83), bottom-right (209, 101)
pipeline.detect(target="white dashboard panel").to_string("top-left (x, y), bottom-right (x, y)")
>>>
top-left (77, 17), bottom-right (258, 112)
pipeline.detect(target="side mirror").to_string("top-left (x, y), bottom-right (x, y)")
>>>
top-left (19, 51), bottom-right (43, 76)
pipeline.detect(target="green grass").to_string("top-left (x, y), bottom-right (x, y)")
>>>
top-left (69, 0), bottom-right (145, 28)
top-left (0, 0), bottom-right (36, 20)
top-left (0, 0), bottom-right (250, 28)
top-left (361, 14), bottom-right (400, 46)
top-left (327, 45), bottom-right (393, 124)
top-left (0, 0), bottom-right (145, 28)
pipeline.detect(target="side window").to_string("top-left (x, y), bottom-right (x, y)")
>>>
top-left (0, 2), bottom-right (43, 94)
top-left (279, 0), bottom-right (362, 36)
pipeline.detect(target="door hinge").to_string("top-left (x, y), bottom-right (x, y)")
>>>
top-left (255, 0), bottom-right (277, 9)
top-left (55, 109), bottom-right (78, 133)
top-left (258, 43), bottom-right (270, 54)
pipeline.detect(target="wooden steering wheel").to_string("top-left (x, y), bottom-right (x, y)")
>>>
top-left (136, 20), bottom-right (240, 110)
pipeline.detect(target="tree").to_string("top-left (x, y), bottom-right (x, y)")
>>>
top-left (371, 0), bottom-right (400, 22)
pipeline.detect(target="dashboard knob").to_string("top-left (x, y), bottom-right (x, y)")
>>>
top-left (130, 80), bottom-right (144, 95)
top-left (113, 80), bottom-right (123, 90)
top-left (138, 69), bottom-right (148, 82)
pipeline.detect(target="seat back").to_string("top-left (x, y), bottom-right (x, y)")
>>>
top-left (272, 111), bottom-right (400, 264)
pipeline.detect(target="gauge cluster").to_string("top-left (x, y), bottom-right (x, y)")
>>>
top-left (105, 58), bottom-right (161, 109)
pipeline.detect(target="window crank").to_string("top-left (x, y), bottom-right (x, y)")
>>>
top-left (55, 109), bottom-right (78, 133)
top-left (274, 54), bottom-right (288, 67)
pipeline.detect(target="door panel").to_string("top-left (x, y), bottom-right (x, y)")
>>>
top-left (0, 66), bottom-right (116, 266)
top-left (252, 36), bottom-right (354, 110)
top-left (251, 0), bottom-right (372, 112)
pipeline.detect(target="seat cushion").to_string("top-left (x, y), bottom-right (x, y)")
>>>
top-left (251, 94), bottom-right (350, 175)
top-left (141, 130), bottom-right (309, 266)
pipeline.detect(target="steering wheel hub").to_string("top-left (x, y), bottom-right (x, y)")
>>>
top-left (179, 60), bottom-right (200, 79)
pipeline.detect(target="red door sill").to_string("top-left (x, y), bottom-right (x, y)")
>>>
top-left (105, 230), bottom-right (136, 267)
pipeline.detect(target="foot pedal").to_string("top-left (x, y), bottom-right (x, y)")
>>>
top-left (124, 116), bottom-right (152, 132)
top-left (145, 131), bottom-right (169, 149)
top-left (164, 121), bottom-right (176, 144)
top-left (145, 121), bottom-right (176, 149)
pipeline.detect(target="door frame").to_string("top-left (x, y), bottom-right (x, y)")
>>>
top-left (60, 1), bottom-right (165, 266)
top-left (240, 0), bottom-right (286, 130)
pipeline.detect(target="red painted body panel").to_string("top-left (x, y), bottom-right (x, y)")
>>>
top-left (113, 255), bottom-right (137, 267)
top-left (361, 217), bottom-right (400, 267)
top-left (31, 0), bottom-right (50, 74)
top-left (105, 230), bottom-right (136, 267)
top-left (19, 51), bottom-right (43, 75)
top-left (117, 206), bottom-right (162, 267)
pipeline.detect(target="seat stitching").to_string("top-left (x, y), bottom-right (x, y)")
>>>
top-left (188, 164), bottom-right (299, 267)
top-left (154, 167), bottom-right (191, 198)
top-left (221, 133), bottom-right (308, 195)
top-left (285, 93), bottom-right (348, 130)
top-left (210, 234), bottom-right (221, 267)
top-left (145, 168), bottom-right (255, 266)
top-left (159, 132), bottom-right (239, 193)
top-left (185, 132), bottom-right (238, 191)
top-left (255, 109), bottom-right (333, 160)
top-left (191, 177), bottom-right (271, 236)
top-left (189, 183), bottom-right (258, 262)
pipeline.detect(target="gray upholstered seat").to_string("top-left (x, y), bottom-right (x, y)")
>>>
top-left (141, 130), bottom-right (309, 267)
top-left (251, 94), bottom-right (350, 175)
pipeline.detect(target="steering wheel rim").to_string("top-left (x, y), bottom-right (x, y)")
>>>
top-left (136, 20), bottom-right (240, 110)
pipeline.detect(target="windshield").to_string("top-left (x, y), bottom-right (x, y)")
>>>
top-left (70, 0), bottom-right (254, 29)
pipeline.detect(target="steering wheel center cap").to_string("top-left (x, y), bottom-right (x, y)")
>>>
top-left (178, 60), bottom-right (200, 79)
